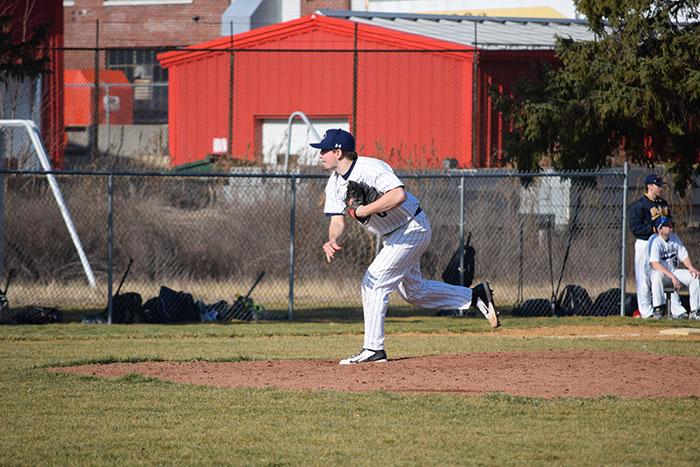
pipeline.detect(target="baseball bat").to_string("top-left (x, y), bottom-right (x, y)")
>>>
top-left (114, 258), bottom-right (134, 298)
top-left (241, 271), bottom-right (265, 303)
top-left (106, 258), bottom-right (134, 322)
top-left (2, 269), bottom-right (14, 295)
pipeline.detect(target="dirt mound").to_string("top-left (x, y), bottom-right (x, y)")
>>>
top-left (54, 350), bottom-right (700, 399)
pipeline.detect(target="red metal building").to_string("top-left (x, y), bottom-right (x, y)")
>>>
top-left (159, 14), bottom-right (554, 168)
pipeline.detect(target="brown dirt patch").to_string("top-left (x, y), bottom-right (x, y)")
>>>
top-left (53, 350), bottom-right (700, 399)
top-left (487, 325), bottom-right (700, 340)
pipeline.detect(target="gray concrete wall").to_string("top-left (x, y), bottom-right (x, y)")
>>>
top-left (66, 124), bottom-right (169, 158)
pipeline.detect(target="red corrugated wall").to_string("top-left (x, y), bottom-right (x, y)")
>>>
top-left (45, 0), bottom-right (64, 168)
top-left (478, 50), bottom-right (557, 167)
top-left (161, 15), bottom-right (553, 169)
top-left (160, 16), bottom-right (473, 168)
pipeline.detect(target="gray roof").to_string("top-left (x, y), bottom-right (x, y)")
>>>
top-left (317, 9), bottom-right (598, 50)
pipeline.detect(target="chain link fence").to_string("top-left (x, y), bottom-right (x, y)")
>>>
top-left (56, 46), bottom-right (479, 172)
top-left (0, 20), bottom-right (603, 176)
top-left (4, 163), bottom-right (684, 321)
top-left (2, 21), bottom-right (699, 322)
top-left (4, 41), bottom-right (524, 172)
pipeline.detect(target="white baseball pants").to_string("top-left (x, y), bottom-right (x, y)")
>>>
top-left (634, 239), bottom-right (654, 318)
top-left (361, 212), bottom-right (473, 350)
top-left (649, 269), bottom-right (700, 316)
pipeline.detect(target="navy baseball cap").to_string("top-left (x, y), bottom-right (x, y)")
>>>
top-left (645, 173), bottom-right (665, 186)
top-left (655, 216), bottom-right (673, 229)
top-left (310, 129), bottom-right (355, 151)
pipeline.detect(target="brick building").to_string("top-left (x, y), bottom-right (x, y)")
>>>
top-left (62, 1), bottom-right (350, 125)
top-left (63, 0), bottom-right (231, 49)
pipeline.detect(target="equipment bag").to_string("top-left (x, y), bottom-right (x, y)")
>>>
top-left (442, 232), bottom-right (475, 288)
top-left (556, 284), bottom-right (593, 316)
top-left (143, 286), bottom-right (200, 324)
top-left (624, 294), bottom-right (638, 317)
top-left (142, 297), bottom-right (166, 324)
top-left (14, 306), bottom-right (63, 324)
top-left (219, 295), bottom-right (257, 322)
top-left (112, 292), bottom-right (144, 324)
top-left (0, 292), bottom-right (11, 324)
top-left (0, 270), bottom-right (14, 324)
top-left (512, 298), bottom-right (553, 317)
top-left (592, 288), bottom-right (622, 316)
top-left (159, 286), bottom-right (199, 323)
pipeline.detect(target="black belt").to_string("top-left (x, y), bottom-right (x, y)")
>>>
top-left (415, 207), bottom-right (422, 216)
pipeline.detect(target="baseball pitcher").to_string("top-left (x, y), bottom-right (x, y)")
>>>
top-left (312, 128), bottom-right (500, 365)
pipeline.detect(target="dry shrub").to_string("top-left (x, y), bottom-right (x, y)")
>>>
top-left (3, 171), bottom-right (696, 310)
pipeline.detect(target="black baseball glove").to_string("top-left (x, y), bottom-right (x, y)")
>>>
top-left (344, 181), bottom-right (383, 224)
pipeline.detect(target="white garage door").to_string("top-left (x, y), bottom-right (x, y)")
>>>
top-left (261, 118), bottom-right (349, 167)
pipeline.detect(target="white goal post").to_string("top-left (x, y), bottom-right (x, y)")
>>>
top-left (0, 119), bottom-right (96, 288)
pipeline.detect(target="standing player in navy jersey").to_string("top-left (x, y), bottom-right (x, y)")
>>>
top-left (311, 129), bottom-right (500, 365)
top-left (628, 173), bottom-right (671, 318)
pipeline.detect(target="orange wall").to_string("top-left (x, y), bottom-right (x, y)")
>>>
top-left (64, 70), bottom-right (134, 126)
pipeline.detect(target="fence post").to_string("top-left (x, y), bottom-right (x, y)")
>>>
top-left (107, 173), bottom-right (113, 324)
top-left (105, 84), bottom-right (110, 157)
top-left (471, 21), bottom-right (478, 168)
top-left (0, 157), bottom-right (4, 277)
top-left (459, 175), bottom-right (465, 285)
top-left (288, 175), bottom-right (297, 320)
top-left (620, 161), bottom-right (629, 316)
top-left (458, 175), bottom-right (466, 315)
top-left (91, 20), bottom-right (100, 160)
top-left (352, 22), bottom-right (359, 135)
top-left (228, 23), bottom-right (234, 158)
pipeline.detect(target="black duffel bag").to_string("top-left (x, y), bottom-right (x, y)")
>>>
top-left (14, 306), bottom-right (63, 324)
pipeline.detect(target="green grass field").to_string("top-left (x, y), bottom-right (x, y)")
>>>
top-left (1, 315), bottom-right (699, 466)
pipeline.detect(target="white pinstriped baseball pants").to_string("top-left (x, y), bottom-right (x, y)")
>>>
top-left (634, 239), bottom-right (654, 318)
top-left (361, 211), bottom-right (473, 350)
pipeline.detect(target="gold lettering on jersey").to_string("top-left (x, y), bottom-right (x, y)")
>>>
top-left (650, 205), bottom-right (670, 220)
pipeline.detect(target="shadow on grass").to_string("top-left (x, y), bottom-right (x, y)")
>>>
top-left (23, 305), bottom-right (659, 327)
top-left (55, 305), bottom-right (487, 324)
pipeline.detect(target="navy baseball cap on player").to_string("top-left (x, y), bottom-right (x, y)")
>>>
top-left (310, 129), bottom-right (355, 151)
top-left (645, 173), bottom-right (665, 186)
top-left (655, 216), bottom-right (673, 229)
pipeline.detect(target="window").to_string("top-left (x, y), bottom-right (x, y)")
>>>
top-left (106, 49), bottom-right (168, 124)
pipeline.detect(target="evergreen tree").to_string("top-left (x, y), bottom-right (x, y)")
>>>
top-left (0, 14), bottom-right (50, 83)
top-left (496, 1), bottom-right (700, 193)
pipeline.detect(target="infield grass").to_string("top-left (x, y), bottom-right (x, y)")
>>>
top-left (1, 316), bottom-right (699, 466)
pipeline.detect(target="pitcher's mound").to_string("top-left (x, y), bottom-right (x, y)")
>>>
top-left (54, 350), bottom-right (700, 399)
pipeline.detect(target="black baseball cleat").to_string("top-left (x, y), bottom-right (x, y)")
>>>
top-left (471, 282), bottom-right (500, 328)
top-left (339, 348), bottom-right (388, 365)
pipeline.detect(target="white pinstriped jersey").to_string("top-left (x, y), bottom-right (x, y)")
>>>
top-left (324, 156), bottom-right (420, 236)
